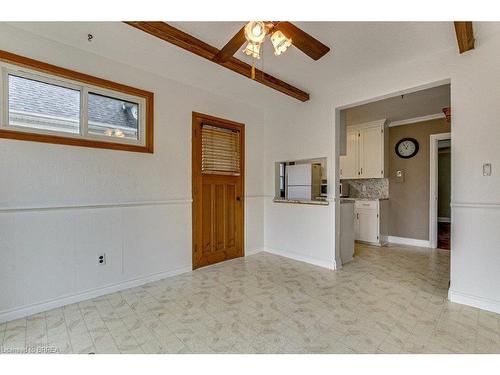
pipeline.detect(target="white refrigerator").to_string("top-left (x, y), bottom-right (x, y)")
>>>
top-left (286, 163), bottom-right (322, 200)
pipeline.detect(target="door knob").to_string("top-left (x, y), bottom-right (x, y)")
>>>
top-left (236, 197), bottom-right (241, 202)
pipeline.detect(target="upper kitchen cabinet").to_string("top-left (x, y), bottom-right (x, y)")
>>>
top-left (339, 127), bottom-right (359, 179)
top-left (340, 119), bottom-right (388, 179)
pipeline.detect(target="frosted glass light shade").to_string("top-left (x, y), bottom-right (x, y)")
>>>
top-left (243, 42), bottom-right (261, 59)
top-left (271, 30), bottom-right (292, 56)
top-left (244, 21), bottom-right (266, 44)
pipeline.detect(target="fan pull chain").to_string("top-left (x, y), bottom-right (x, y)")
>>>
top-left (261, 45), bottom-right (264, 80)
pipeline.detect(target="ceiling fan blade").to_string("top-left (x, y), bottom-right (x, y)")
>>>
top-left (274, 22), bottom-right (330, 60)
top-left (212, 26), bottom-right (247, 63)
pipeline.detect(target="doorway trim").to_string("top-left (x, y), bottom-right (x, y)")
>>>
top-left (334, 79), bottom-right (451, 265)
top-left (429, 132), bottom-right (451, 248)
top-left (191, 112), bottom-right (245, 270)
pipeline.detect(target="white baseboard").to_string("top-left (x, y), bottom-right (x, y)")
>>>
top-left (0, 266), bottom-right (191, 324)
top-left (448, 289), bottom-right (500, 315)
top-left (0, 247), bottom-right (331, 323)
top-left (263, 248), bottom-right (337, 270)
top-left (438, 217), bottom-right (451, 223)
top-left (387, 236), bottom-right (431, 248)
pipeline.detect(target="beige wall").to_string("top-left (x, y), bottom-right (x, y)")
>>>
top-left (389, 118), bottom-right (451, 240)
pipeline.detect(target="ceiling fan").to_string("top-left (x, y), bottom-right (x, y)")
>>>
top-left (213, 21), bottom-right (330, 77)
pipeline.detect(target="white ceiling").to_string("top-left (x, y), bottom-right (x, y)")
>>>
top-left (344, 83), bottom-right (451, 125)
top-left (170, 21), bottom-right (457, 91)
top-left (4, 22), bottom-right (500, 107)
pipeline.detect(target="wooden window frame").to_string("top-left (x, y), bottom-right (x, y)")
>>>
top-left (0, 50), bottom-right (154, 153)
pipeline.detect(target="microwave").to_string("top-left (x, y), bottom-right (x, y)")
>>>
top-left (339, 181), bottom-right (350, 198)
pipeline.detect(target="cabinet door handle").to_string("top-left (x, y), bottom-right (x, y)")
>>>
top-left (360, 167), bottom-right (363, 174)
top-left (356, 213), bottom-right (359, 219)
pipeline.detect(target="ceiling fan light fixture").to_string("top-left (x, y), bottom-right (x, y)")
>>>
top-left (244, 21), bottom-right (266, 44)
top-left (270, 30), bottom-right (292, 56)
top-left (243, 42), bottom-right (261, 59)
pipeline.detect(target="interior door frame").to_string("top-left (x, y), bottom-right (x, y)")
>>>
top-left (429, 132), bottom-right (451, 248)
top-left (191, 112), bottom-right (245, 270)
top-left (335, 79), bottom-right (450, 268)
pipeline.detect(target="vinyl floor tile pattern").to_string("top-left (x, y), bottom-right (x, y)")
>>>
top-left (1, 243), bottom-right (499, 354)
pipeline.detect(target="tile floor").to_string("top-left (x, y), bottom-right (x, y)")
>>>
top-left (1, 243), bottom-right (499, 354)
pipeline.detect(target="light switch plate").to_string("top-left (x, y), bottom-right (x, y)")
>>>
top-left (483, 163), bottom-right (492, 176)
top-left (395, 169), bottom-right (405, 183)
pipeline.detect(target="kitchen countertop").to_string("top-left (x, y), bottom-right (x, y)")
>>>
top-left (340, 197), bottom-right (389, 202)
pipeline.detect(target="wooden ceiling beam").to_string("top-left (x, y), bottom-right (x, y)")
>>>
top-left (212, 26), bottom-right (246, 63)
top-left (454, 21), bottom-right (475, 54)
top-left (124, 21), bottom-right (310, 102)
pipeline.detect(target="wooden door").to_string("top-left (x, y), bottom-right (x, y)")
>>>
top-left (359, 125), bottom-right (383, 179)
top-left (340, 127), bottom-right (358, 179)
top-left (192, 112), bottom-right (244, 269)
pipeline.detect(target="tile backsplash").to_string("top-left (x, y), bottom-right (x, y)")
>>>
top-left (344, 178), bottom-right (389, 199)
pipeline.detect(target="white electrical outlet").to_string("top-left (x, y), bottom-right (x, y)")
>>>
top-left (98, 253), bottom-right (106, 265)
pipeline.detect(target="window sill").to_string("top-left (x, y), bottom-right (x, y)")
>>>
top-left (273, 198), bottom-right (329, 206)
top-left (0, 129), bottom-right (153, 153)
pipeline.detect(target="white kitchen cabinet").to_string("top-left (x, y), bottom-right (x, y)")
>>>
top-left (339, 128), bottom-right (358, 179)
top-left (339, 120), bottom-right (388, 180)
top-left (355, 209), bottom-right (379, 243)
top-left (359, 125), bottom-right (384, 178)
top-left (354, 199), bottom-right (388, 246)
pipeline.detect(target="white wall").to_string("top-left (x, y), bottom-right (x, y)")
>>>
top-left (263, 97), bottom-right (338, 268)
top-left (0, 25), bottom-right (265, 322)
top-left (262, 27), bottom-right (500, 313)
top-left (3, 21), bottom-right (500, 321)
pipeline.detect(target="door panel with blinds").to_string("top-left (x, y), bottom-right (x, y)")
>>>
top-left (201, 125), bottom-right (241, 175)
top-left (192, 113), bottom-right (244, 270)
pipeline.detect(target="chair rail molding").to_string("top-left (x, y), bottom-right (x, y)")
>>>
top-left (0, 198), bottom-right (193, 213)
top-left (451, 201), bottom-right (500, 209)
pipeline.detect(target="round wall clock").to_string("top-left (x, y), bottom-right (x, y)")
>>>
top-left (395, 138), bottom-right (419, 159)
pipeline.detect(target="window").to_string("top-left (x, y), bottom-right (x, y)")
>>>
top-left (0, 50), bottom-right (154, 153)
top-left (201, 124), bottom-right (241, 176)
top-left (274, 158), bottom-right (328, 203)
top-left (8, 74), bottom-right (81, 134)
top-left (87, 92), bottom-right (139, 140)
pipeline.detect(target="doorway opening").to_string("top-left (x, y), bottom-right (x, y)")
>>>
top-left (334, 79), bottom-right (451, 268)
top-left (192, 112), bottom-right (245, 270)
top-left (430, 134), bottom-right (452, 250)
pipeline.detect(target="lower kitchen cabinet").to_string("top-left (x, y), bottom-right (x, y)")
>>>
top-left (354, 199), bottom-right (388, 246)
